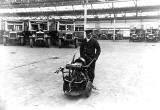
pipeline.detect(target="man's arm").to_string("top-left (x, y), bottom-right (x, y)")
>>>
top-left (94, 40), bottom-right (101, 60)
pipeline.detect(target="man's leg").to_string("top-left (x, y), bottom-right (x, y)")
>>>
top-left (88, 62), bottom-right (95, 83)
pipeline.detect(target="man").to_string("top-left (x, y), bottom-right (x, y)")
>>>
top-left (80, 30), bottom-right (101, 83)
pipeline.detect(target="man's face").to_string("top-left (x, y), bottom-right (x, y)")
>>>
top-left (86, 32), bottom-right (92, 39)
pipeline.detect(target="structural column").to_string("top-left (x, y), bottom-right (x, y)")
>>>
top-left (113, 17), bottom-right (116, 40)
top-left (84, 0), bottom-right (88, 38)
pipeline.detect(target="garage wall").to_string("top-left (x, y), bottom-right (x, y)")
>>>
top-left (75, 18), bottom-right (160, 29)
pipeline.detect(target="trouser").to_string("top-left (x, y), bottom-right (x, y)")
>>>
top-left (82, 55), bottom-right (96, 83)
top-left (87, 61), bottom-right (96, 83)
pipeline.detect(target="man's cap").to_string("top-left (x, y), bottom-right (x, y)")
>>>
top-left (85, 30), bottom-right (93, 34)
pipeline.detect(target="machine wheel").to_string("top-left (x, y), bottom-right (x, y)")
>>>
top-left (3, 37), bottom-right (7, 46)
top-left (63, 81), bottom-right (69, 93)
top-left (84, 81), bottom-right (92, 97)
top-left (20, 37), bottom-right (24, 45)
top-left (29, 38), bottom-right (34, 48)
top-left (58, 39), bottom-right (62, 48)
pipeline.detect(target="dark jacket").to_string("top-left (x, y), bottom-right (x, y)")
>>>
top-left (80, 38), bottom-right (101, 63)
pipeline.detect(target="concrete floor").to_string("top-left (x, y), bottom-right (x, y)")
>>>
top-left (0, 40), bottom-right (160, 110)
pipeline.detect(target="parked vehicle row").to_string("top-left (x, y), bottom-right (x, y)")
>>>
top-left (87, 28), bottom-right (160, 41)
top-left (1, 20), bottom-right (83, 48)
top-left (145, 29), bottom-right (160, 42)
top-left (1, 20), bottom-right (160, 47)
top-left (129, 28), bottom-right (160, 42)
top-left (91, 29), bottom-right (124, 40)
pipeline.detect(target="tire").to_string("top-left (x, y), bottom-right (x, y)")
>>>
top-left (47, 38), bottom-right (51, 48)
top-left (84, 81), bottom-right (92, 97)
top-left (58, 39), bottom-right (62, 48)
top-left (3, 37), bottom-right (7, 46)
top-left (44, 39), bottom-right (48, 47)
top-left (20, 37), bottom-right (24, 46)
top-left (63, 81), bottom-right (69, 93)
top-left (129, 38), bottom-right (132, 42)
top-left (75, 39), bottom-right (78, 48)
top-left (30, 38), bottom-right (33, 48)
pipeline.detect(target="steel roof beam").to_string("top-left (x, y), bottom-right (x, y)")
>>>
top-left (1, 5), bottom-right (158, 16)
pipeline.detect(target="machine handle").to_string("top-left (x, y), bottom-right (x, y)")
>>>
top-left (82, 58), bottom-right (96, 68)
top-left (54, 67), bottom-right (64, 74)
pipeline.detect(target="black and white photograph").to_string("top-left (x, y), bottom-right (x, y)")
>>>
top-left (0, 0), bottom-right (160, 110)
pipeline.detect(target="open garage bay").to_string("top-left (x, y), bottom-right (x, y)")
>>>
top-left (0, 40), bottom-right (160, 110)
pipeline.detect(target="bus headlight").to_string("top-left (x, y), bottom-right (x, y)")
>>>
top-left (44, 34), bottom-right (47, 38)
top-left (32, 34), bottom-right (35, 37)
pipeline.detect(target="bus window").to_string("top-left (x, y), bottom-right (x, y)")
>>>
top-left (59, 25), bottom-right (66, 31)
top-left (8, 25), bottom-right (14, 31)
top-left (67, 25), bottom-right (74, 31)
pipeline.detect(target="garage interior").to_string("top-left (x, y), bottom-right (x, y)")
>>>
top-left (0, 0), bottom-right (160, 110)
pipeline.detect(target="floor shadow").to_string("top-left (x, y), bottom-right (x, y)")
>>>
top-left (63, 94), bottom-right (83, 101)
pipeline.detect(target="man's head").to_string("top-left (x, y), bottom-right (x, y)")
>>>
top-left (85, 30), bottom-right (93, 39)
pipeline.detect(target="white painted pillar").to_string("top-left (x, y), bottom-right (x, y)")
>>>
top-left (47, 21), bottom-right (49, 31)
top-left (84, 0), bottom-right (88, 38)
top-left (57, 21), bottom-right (60, 31)
top-left (113, 18), bottom-right (116, 40)
top-left (0, 19), bottom-right (1, 31)
top-left (5, 21), bottom-right (7, 31)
